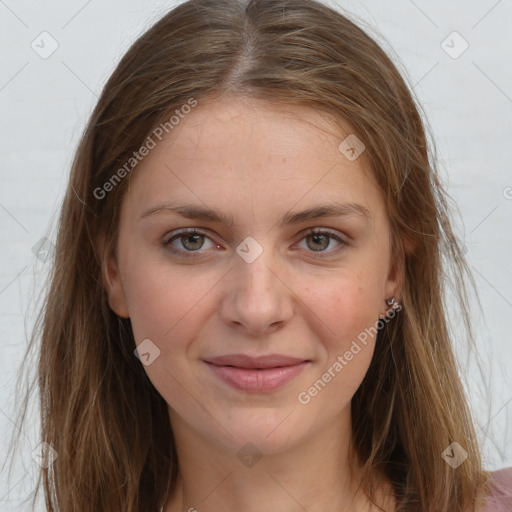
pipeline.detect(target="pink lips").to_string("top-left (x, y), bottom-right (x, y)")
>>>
top-left (203, 354), bottom-right (310, 392)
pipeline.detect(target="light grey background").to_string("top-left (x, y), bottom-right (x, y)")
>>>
top-left (1, 0), bottom-right (511, 510)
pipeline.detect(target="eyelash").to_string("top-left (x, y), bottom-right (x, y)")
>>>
top-left (162, 227), bottom-right (348, 258)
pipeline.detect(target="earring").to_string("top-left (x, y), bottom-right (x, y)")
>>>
top-left (384, 297), bottom-right (402, 318)
top-left (385, 297), bottom-right (401, 311)
top-left (379, 297), bottom-right (401, 320)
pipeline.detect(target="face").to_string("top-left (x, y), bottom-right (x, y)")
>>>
top-left (104, 96), bottom-right (402, 456)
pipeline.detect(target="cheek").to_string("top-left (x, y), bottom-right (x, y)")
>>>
top-left (299, 266), bottom-right (384, 396)
top-left (300, 279), bottom-right (381, 409)
top-left (304, 267), bottom-right (383, 338)
top-left (121, 263), bottom-right (211, 406)
top-left (125, 265), bottom-right (208, 343)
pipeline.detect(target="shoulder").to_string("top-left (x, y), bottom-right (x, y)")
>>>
top-left (480, 467), bottom-right (512, 512)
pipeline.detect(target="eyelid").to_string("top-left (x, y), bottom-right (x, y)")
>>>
top-left (302, 226), bottom-right (346, 240)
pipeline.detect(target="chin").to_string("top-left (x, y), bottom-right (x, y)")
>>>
top-left (208, 409), bottom-right (308, 455)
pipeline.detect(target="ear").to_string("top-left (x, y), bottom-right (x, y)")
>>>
top-left (98, 234), bottom-right (130, 318)
top-left (384, 240), bottom-right (407, 304)
top-left (384, 259), bottom-right (403, 303)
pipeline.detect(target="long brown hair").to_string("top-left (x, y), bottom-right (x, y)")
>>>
top-left (7, 0), bottom-right (493, 510)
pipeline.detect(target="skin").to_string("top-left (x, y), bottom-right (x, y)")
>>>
top-left (103, 96), bottom-right (402, 512)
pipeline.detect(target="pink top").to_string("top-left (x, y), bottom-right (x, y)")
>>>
top-left (482, 467), bottom-right (512, 511)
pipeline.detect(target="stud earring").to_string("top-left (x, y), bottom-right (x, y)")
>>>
top-left (385, 297), bottom-right (401, 311)
top-left (378, 298), bottom-right (402, 320)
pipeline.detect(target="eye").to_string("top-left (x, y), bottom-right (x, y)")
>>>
top-left (163, 227), bottom-right (347, 258)
top-left (294, 228), bottom-right (346, 254)
top-left (163, 228), bottom-right (217, 255)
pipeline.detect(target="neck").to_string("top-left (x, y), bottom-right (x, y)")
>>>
top-left (163, 408), bottom-right (396, 512)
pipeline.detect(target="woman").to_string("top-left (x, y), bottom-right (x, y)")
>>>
top-left (8, 0), bottom-right (512, 510)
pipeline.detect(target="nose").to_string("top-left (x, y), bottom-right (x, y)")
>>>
top-left (219, 245), bottom-right (294, 336)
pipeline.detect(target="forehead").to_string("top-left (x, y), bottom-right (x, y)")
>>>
top-left (123, 96), bottom-right (384, 223)
top-left (157, 96), bottom-right (359, 168)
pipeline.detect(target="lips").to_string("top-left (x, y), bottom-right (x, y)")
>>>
top-left (204, 353), bottom-right (308, 369)
top-left (203, 354), bottom-right (310, 392)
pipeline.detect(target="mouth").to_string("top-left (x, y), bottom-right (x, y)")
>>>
top-left (203, 354), bottom-right (311, 392)
top-left (203, 353), bottom-right (310, 369)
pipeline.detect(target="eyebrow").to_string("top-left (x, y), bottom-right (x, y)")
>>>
top-left (140, 201), bottom-right (372, 227)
